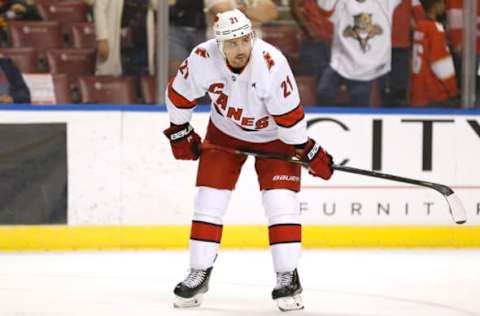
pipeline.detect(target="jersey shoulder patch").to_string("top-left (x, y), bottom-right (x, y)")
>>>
top-left (190, 40), bottom-right (217, 62)
top-left (187, 40), bottom-right (218, 73)
top-left (263, 50), bottom-right (275, 71)
top-left (194, 47), bottom-right (210, 58)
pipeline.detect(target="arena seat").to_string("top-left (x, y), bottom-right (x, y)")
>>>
top-left (8, 21), bottom-right (63, 55)
top-left (71, 23), bottom-right (96, 49)
top-left (140, 75), bottom-right (157, 104)
top-left (78, 76), bottom-right (138, 104)
top-left (52, 73), bottom-right (73, 104)
top-left (46, 48), bottom-right (95, 75)
top-left (36, 1), bottom-right (88, 35)
top-left (0, 47), bottom-right (39, 73)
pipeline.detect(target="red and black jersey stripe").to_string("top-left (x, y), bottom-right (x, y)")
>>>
top-left (268, 223), bottom-right (302, 245)
top-left (190, 220), bottom-right (223, 243)
top-left (168, 79), bottom-right (197, 109)
top-left (272, 105), bottom-right (305, 128)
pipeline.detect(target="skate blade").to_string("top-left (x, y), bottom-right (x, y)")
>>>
top-left (173, 294), bottom-right (203, 308)
top-left (276, 294), bottom-right (304, 312)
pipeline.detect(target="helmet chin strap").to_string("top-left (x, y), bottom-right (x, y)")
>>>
top-left (217, 40), bottom-right (226, 59)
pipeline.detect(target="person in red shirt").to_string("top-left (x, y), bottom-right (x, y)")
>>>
top-left (290, 0), bottom-right (333, 85)
top-left (383, 0), bottom-right (425, 107)
top-left (410, 0), bottom-right (458, 106)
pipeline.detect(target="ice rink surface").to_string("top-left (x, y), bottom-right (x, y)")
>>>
top-left (1, 249), bottom-right (479, 316)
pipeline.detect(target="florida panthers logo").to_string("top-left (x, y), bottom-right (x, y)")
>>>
top-left (343, 13), bottom-right (383, 53)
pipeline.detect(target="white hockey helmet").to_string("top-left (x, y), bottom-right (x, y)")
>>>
top-left (213, 9), bottom-right (253, 56)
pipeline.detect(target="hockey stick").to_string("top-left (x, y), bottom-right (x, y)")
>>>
top-left (200, 143), bottom-right (467, 225)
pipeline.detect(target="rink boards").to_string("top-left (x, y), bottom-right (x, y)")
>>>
top-left (0, 105), bottom-right (479, 249)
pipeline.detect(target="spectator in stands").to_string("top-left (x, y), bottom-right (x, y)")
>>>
top-left (122, 0), bottom-right (153, 76)
top-left (409, 0), bottom-right (457, 106)
top-left (382, 0), bottom-right (425, 107)
top-left (93, 0), bottom-right (156, 76)
top-left (316, 0), bottom-right (401, 107)
top-left (169, 0), bottom-right (206, 77)
top-left (82, 0), bottom-right (95, 21)
top-left (0, 1), bottom-right (40, 46)
top-left (93, 0), bottom-right (122, 76)
top-left (290, 0), bottom-right (332, 84)
top-left (204, 0), bottom-right (279, 39)
top-left (0, 55), bottom-right (31, 103)
top-left (0, 0), bottom-right (40, 20)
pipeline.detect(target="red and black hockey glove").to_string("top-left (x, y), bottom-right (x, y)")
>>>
top-left (299, 138), bottom-right (333, 180)
top-left (163, 123), bottom-right (201, 160)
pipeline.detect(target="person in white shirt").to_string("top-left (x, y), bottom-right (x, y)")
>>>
top-left (316, 0), bottom-right (401, 106)
top-left (163, 9), bottom-right (333, 312)
top-left (93, 0), bottom-right (157, 76)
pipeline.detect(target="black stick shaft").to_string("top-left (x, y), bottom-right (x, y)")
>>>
top-left (200, 143), bottom-right (463, 224)
top-left (332, 165), bottom-right (452, 195)
top-left (202, 144), bottom-right (453, 196)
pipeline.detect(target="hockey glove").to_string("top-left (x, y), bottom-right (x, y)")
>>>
top-left (299, 138), bottom-right (333, 180)
top-left (163, 123), bottom-right (201, 160)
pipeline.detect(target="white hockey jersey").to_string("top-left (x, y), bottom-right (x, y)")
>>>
top-left (166, 38), bottom-right (308, 145)
top-left (317, 0), bottom-right (401, 80)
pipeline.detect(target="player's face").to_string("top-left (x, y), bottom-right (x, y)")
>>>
top-left (223, 34), bottom-right (252, 68)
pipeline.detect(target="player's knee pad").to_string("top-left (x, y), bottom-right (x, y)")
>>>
top-left (262, 189), bottom-right (300, 225)
top-left (193, 186), bottom-right (232, 225)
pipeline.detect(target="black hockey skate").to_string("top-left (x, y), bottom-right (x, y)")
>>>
top-left (173, 267), bottom-right (213, 308)
top-left (271, 269), bottom-right (304, 312)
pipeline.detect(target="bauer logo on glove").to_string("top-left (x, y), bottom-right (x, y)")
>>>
top-left (164, 123), bottom-right (201, 160)
top-left (301, 139), bottom-right (333, 180)
top-left (168, 124), bottom-right (194, 141)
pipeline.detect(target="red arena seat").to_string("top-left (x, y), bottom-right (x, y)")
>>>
top-left (8, 21), bottom-right (63, 55)
top-left (70, 23), bottom-right (96, 49)
top-left (46, 48), bottom-right (95, 76)
top-left (78, 76), bottom-right (138, 104)
top-left (140, 75), bottom-right (157, 104)
top-left (0, 47), bottom-right (39, 73)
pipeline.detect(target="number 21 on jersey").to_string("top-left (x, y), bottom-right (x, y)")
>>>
top-left (281, 75), bottom-right (293, 98)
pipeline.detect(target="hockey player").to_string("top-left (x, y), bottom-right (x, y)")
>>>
top-left (163, 9), bottom-right (333, 311)
top-left (410, 0), bottom-right (457, 106)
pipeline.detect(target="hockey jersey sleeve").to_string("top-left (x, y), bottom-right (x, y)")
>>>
top-left (428, 23), bottom-right (457, 97)
top-left (165, 52), bottom-right (207, 125)
top-left (446, 0), bottom-right (463, 50)
top-left (265, 57), bottom-right (308, 145)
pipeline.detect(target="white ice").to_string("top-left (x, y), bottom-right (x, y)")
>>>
top-left (1, 249), bottom-right (479, 316)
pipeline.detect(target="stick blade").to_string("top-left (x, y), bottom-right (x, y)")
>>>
top-left (446, 193), bottom-right (467, 225)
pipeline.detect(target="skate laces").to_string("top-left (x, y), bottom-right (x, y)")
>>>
top-left (182, 269), bottom-right (207, 288)
top-left (275, 271), bottom-right (294, 289)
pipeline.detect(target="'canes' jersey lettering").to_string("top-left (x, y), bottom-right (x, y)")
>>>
top-left (166, 39), bottom-right (308, 144)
